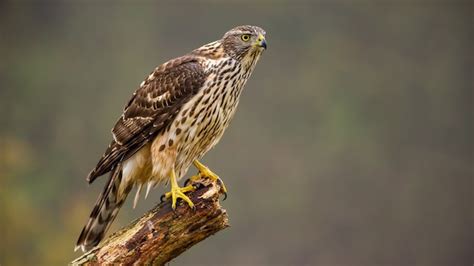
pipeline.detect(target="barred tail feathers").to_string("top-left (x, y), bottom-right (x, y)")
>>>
top-left (75, 165), bottom-right (131, 252)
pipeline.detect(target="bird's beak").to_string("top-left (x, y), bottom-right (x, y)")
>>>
top-left (255, 33), bottom-right (267, 50)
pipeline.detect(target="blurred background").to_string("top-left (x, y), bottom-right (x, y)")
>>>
top-left (1, 1), bottom-right (472, 265)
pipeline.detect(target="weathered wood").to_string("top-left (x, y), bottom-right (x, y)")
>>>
top-left (71, 178), bottom-right (229, 265)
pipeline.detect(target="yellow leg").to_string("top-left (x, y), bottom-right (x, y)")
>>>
top-left (190, 160), bottom-right (227, 194)
top-left (164, 168), bottom-right (195, 209)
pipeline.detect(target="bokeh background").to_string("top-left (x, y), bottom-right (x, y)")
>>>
top-left (1, 1), bottom-right (472, 265)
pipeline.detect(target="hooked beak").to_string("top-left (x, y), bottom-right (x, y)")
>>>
top-left (255, 33), bottom-right (267, 50)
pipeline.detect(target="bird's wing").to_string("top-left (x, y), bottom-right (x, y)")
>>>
top-left (87, 56), bottom-right (207, 183)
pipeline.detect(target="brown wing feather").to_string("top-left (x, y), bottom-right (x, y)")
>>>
top-left (87, 56), bottom-right (207, 183)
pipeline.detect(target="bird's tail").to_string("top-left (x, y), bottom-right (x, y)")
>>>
top-left (75, 164), bottom-right (131, 252)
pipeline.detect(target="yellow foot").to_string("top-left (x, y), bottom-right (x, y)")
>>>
top-left (190, 160), bottom-right (228, 195)
top-left (164, 185), bottom-right (195, 210)
top-left (165, 168), bottom-right (195, 209)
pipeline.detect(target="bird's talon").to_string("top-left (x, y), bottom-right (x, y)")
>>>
top-left (184, 178), bottom-right (191, 187)
top-left (165, 185), bottom-right (195, 210)
top-left (215, 178), bottom-right (228, 194)
top-left (193, 160), bottom-right (228, 197)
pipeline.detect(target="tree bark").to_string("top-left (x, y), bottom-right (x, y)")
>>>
top-left (71, 178), bottom-right (229, 265)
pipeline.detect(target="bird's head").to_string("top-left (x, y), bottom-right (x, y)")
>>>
top-left (221, 25), bottom-right (267, 60)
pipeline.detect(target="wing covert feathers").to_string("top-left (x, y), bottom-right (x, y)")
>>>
top-left (87, 56), bottom-right (207, 183)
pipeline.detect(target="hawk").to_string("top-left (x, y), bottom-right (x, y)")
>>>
top-left (76, 25), bottom-right (267, 252)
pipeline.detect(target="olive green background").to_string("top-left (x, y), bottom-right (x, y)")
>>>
top-left (1, 1), bottom-right (472, 265)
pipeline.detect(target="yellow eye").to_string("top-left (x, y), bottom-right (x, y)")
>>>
top-left (241, 34), bottom-right (251, 42)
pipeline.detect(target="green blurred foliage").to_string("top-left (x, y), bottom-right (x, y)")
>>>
top-left (1, 1), bottom-right (472, 265)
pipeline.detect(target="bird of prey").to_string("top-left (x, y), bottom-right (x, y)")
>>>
top-left (75, 25), bottom-right (267, 252)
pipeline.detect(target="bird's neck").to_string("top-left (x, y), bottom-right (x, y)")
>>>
top-left (192, 40), bottom-right (262, 81)
top-left (240, 49), bottom-right (263, 74)
top-left (191, 40), bottom-right (226, 59)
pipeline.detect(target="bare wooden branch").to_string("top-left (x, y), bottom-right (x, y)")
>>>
top-left (71, 178), bottom-right (229, 265)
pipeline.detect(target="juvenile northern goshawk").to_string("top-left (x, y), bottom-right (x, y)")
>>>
top-left (76, 25), bottom-right (267, 252)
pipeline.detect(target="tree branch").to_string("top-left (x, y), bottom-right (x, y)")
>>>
top-left (71, 178), bottom-right (229, 265)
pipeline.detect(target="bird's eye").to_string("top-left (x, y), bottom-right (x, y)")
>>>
top-left (241, 34), bottom-right (251, 42)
